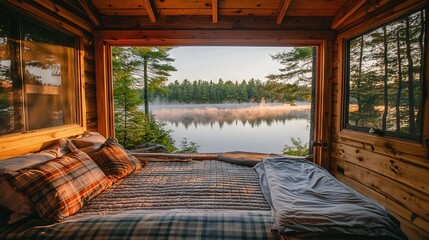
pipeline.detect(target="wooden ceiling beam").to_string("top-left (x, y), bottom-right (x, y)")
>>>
top-left (95, 29), bottom-right (336, 45)
top-left (79, 0), bottom-right (101, 27)
top-left (331, 0), bottom-right (367, 29)
top-left (100, 15), bottom-right (333, 31)
top-left (143, 0), bottom-right (157, 23)
top-left (276, 0), bottom-right (292, 24)
top-left (212, 0), bottom-right (218, 23)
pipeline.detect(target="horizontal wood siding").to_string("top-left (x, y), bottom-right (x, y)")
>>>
top-left (330, 1), bottom-right (429, 239)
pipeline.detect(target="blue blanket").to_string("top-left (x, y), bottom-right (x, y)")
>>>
top-left (254, 157), bottom-right (407, 239)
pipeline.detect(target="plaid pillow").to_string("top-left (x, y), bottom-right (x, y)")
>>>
top-left (106, 138), bottom-right (145, 170)
top-left (89, 139), bottom-right (142, 182)
top-left (4, 150), bottom-right (112, 222)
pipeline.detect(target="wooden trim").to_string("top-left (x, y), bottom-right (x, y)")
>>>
top-left (79, 37), bottom-right (87, 130)
top-left (32, 0), bottom-right (93, 32)
top-left (335, 2), bottom-right (429, 158)
top-left (143, 0), bottom-right (158, 23)
top-left (0, 125), bottom-right (85, 160)
top-left (337, 0), bottom-right (427, 35)
top-left (212, 0), bottom-right (218, 23)
top-left (423, 3), bottom-right (429, 149)
top-left (2, 0), bottom-right (84, 36)
top-left (106, 45), bottom-right (115, 137)
top-left (312, 40), bottom-right (333, 168)
top-left (79, 0), bottom-right (101, 27)
top-left (95, 30), bottom-right (336, 46)
top-left (331, 0), bottom-right (367, 29)
top-left (94, 39), bottom-right (110, 138)
top-left (276, 0), bottom-right (291, 24)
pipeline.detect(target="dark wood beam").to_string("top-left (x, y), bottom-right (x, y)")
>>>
top-left (331, 0), bottom-right (367, 29)
top-left (79, 0), bottom-right (101, 27)
top-left (276, 0), bottom-right (292, 24)
top-left (143, 0), bottom-right (157, 23)
top-left (212, 0), bottom-right (218, 23)
top-left (100, 15), bottom-right (333, 31)
top-left (94, 29), bottom-right (336, 46)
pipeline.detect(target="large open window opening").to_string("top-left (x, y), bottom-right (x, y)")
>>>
top-left (111, 46), bottom-right (317, 155)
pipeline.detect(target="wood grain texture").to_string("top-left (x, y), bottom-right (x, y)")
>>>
top-left (331, 1), bottom-right (429, 239)
top-left (276, 0), bottom-right (291, 24)
top-left (331, 0), bottom-right (367, 29)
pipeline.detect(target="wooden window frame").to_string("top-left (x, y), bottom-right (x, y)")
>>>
top-left (0, 3), bottom-right (87, 159)
top-left (94, 30), bottom-right (334, 168)
top-left (336, 1), bottom-right (429, 159)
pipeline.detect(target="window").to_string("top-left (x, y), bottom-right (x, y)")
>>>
top-left (0, 9), bottom-right (78, 135)
top-left (345, 9), bottom-right (425, 141)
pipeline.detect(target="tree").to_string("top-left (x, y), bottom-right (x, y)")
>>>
top-left (266, 47), bottom-right (314, 104)
top-left (132, 47), bottom-right (177, 115)
top-left (112, 47), bottom-right (176, 150)
top-left (112, 47), bottom-right (146, 148)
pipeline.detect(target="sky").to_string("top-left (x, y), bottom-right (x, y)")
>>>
top-left (167, 46), bottom-right (292, 83)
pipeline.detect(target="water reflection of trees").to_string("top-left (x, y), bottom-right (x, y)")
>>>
top-left (162, 108), bottom-right (310, 130)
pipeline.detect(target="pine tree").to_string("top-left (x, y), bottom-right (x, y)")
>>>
top-left (132, 47), bottom-right (177, 115)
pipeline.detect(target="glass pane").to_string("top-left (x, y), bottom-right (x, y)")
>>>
top-left (0, 12), bottom-right (23, 135)
top-left (23, 21), bottom-right (77, 130)
top-left (347, 10), bottom-right (425, 139)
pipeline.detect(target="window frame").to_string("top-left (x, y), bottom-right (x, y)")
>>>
top-left (0, 3), bottom-right (86, 159)
top-left (336, 3), bottom-right (429, 158)
top-left (344, 9), bottom-right (426, 142)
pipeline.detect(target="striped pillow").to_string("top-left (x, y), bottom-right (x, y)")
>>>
top-left (89, 138), bottom-right (142, 182)
top-left (4, 150), bottom-right (112, 222)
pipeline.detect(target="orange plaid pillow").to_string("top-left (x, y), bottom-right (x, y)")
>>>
top-left (89, 138), bottom-right (142, 182)
top-left (4, 150), bottom-right (111, 222)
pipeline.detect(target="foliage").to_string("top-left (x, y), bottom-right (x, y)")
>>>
top-left (150, 78), bottom-right (310, 104)
top-left (112, 47), bottom-right (176, 150)
top-left (140, 114), bottom-right (177, 152)
top-left (131, 47), bottom-right (177, 115)
top-left (265, 47), bottom-right (314, 104)
top-left (347, 10), bottom-right (424, 137)
top-left (282, 137), bottom-right (309, 156)
top-left (175, 138), bottom-right (200, 153)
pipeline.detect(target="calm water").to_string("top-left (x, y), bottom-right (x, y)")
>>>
top-left (151, 103), bottom-right (311, 153)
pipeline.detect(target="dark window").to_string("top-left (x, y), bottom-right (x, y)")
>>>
top-left (345, 9), bottom-right (425, 141)
top-left (0, 8), bottom-right (78, 135)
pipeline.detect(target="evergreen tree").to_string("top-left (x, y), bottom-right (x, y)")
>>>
top-left (132, 47), bottom-right (177, 115)
top-left (112, 47), bottom-right (176, 150)
top-left (265, 47), bottom-right (314, 104)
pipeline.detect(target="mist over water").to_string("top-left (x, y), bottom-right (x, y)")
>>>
top-left (151, 103), bottom-right (311, 153)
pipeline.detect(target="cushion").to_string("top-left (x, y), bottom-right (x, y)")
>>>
top-left (71, 131), bottom-right (106, 149)
top-left (3, 150), bottom-right (112, 222)
top-left (106, 138), bottom-right (145, 170)
top-left (89, 138), bottom-right (142, 182)
top-left (0, 140), bottom-right (69, 224)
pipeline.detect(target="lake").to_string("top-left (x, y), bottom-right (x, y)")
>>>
top-left (151, 103), bottom-right (311, 153)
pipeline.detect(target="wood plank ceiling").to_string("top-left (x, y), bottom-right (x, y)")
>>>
top-left (68, 0), bottom-right (350, 30)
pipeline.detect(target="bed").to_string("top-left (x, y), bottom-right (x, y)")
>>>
top-left (0, 133), bottom-right (406, 240)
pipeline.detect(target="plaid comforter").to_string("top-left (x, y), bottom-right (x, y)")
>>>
top-left (0, 210), bottom-right (275, 240)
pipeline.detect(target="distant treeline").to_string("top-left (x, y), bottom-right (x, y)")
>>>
top-left (148, 78), bottom-right (310, 104)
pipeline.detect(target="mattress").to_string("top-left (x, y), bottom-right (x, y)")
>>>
top-left (0, 160), bottom-right (275, 240)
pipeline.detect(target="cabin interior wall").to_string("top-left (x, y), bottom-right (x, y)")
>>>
top-left (329, 1), bottom-right (429, 239)
top-left (0, 1), bottom-right (97, 159)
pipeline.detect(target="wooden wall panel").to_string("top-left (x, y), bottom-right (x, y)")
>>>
top-left (0, 1), bottom-right (97, 159)
top-left (330, 1), bottom-right (429, 239)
